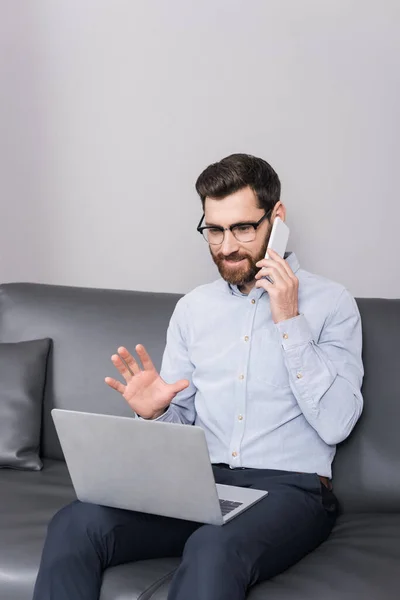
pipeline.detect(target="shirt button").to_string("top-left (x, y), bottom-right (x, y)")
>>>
top-left (296, 372), bottom-right (303, 379)
top-left (244, 335), bottom-right (249, 342)
top-left (238, 415), bottom-right (243, 421)
top-left (232, 451), bottom-right (238, 457)
top-left (283, 333), bottom-right (289, 340)
top-left (239, 374), bottom-right (245, 380)
top-left (251, 299), bottom-right (256, 304)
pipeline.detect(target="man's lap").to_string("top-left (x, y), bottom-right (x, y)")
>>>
top-left (210, 467), bottom-right (337, 583)
top-left (56, 467), bottom-right (337, 582)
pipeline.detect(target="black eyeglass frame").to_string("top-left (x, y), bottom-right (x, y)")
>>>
top-left (196, 209), bottom-right (273, 244)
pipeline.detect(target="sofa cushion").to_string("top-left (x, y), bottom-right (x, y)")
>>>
top-left (0, 338), bottom-right (51, 470)
top-left (147, 514), bottom-right (400, 600)
top-left (0, 283), bottom-right (181, 462)
top-left (1, 284), bottom-right (400, 513)
top-left (0, 460), bottom-right (181, 600)
top-left (333, 298), bottom-right (400, 513)
top-left (2, 460), bottom-right (399, 600)
top-left (0, 459), bottom-right (76, 600)
top-left (100, 559), bottom-right (180, 600)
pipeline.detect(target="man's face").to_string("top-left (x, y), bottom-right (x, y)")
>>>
top-left (205, 186), bottom-right (276, 287)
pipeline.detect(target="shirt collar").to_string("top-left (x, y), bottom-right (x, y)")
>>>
top-left (227, 251), bottom-right (300, 297)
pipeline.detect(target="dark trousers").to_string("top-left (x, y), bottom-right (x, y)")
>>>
top-left (33, 467), bottom-right (338, 600)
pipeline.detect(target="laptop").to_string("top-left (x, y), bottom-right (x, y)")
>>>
top-left (51, 409), bottom-right (268, 526)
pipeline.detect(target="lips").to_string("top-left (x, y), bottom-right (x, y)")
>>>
top-left (225, 258), bottom-right (245, 264)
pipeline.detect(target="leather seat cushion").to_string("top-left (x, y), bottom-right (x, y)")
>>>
top-left (145, 514), bottom-right (400, 600)
top-left (0, 462), bottom-right (184, 600)
top-left (2, 461), bottom-right (399, 600)
top-left (0, 460), bottom-right (76, 600)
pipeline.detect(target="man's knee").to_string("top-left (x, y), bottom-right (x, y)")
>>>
top-left (184, 525), bottom-right (237, 562)
top-left (47, 500), bottom-right (108, 546)
top-left (178, 525), bottom-right (251, 592)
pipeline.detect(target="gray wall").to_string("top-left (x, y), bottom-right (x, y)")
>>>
top-left (1, 0), bottom-right (399, 298)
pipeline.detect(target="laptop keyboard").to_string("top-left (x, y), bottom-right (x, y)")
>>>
top-left (219, 499), bottom-right (243, 516)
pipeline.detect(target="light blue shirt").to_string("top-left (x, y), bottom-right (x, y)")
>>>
top-left (156, 252), bottom-right (364, 478)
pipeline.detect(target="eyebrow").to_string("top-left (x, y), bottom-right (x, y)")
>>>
top-left (204, 219), bottom-right (257, 228)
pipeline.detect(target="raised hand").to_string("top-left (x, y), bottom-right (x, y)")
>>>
top-left (105, 344), bottom-right (189, 419)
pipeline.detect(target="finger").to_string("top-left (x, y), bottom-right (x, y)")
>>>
top-left (256, 253), bottom-right (291, 279)
top-left (255, 277), bottom-right (274, 292)
top-left (264, 248), bottom-right (296, 280)
top-left (170, 379), bottom-right (190, 394)
top-left (264, 268), bottom-right (286, 286)
top-left (136, 344), bottom-right (157, 371)
top-left (105, 377), bottom-right (126, 395)
top-left (118, 346), bottom-right (141, 375)
top-left (255, 258), bottom-right (289, 280)
top-left (255, 258), bottom-right (270, 269)
top-left (111, 354), bottom-right (133, 383)
top-left (255, 264), bottom-right (288, 285)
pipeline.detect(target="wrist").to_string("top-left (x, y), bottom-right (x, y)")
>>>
top-left (139, 405), bottom-right (169, 420)
top-left (151, 407), bottom-right (168, 420)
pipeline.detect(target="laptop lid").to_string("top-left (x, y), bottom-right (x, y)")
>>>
top-left (52, 409), bottom-right (225, 525)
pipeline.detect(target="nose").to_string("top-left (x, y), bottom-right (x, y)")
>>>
top-left (220, 229), bottom-right (240, 256)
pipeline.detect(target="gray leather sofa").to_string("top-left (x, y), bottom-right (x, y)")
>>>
top-left (1, 282), bottom-right (399, 600)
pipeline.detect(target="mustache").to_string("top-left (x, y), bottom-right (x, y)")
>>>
top-left (216, 253), bottom-right (249, 262)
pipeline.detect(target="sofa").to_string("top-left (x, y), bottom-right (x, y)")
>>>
top-left (0, 281), bottom-right (399, 600)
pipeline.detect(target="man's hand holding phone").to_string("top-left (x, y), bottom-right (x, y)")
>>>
top-left (105, 345), bottom-right (189, 419)
top-left (255, 248), bottom-right (299, 324)
top-left (255, 217), bottom-right (299, 324)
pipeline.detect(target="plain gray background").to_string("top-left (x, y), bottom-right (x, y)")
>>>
top-left (1, 0), bottom-right (399, 297)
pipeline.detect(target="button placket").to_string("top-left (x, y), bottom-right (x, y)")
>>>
top-left (229, 296), bottom-right (258, 467)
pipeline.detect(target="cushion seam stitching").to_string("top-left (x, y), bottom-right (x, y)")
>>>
top-left (137, 566), bottom-right (178, 600)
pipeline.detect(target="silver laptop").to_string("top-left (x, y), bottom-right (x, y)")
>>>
top-left (51, 409), bottom-right (268, 526)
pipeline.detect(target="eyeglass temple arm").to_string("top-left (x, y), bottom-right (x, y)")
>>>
top-left (196, 214), bottom-right (205, 231)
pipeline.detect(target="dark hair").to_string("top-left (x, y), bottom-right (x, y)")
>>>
top-left (195, 153), bottom-right (281, 213)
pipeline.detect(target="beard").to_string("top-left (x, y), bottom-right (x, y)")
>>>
top-left (210, 233), bottom-right (271, 287)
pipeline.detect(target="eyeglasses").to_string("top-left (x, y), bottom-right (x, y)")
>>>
top-left (196, 210), bottom-right (272, 245)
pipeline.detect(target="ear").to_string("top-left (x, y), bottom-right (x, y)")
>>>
top-left (273, 201), bottom-right (286, 222)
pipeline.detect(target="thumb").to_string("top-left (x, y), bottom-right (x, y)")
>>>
top-left (170, 379), bottom-right (190, 394)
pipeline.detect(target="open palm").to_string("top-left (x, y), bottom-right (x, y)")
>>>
top-left (105, 344), bottom-right (189, 420)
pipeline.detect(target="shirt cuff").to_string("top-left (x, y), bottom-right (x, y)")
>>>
top-left (275, 313), bottom-right (314, 349)
top-left (137, 405), bottom-right (173, 422)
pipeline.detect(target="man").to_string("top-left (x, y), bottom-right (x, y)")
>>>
top-left (33, 154), bottom-right (364, 600)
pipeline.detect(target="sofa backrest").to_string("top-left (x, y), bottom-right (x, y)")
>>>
top-left (333, 297), bottom-right (400, 512)
top-left (0, 283), bottom-right (399, 513)
top-left (0, 283), bottom-right (180, 462)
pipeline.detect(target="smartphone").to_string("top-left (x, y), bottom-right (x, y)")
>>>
top-left (265, 217), bottom-right (290, 259)
top-left (263, 217), bottom-right (290, 282)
